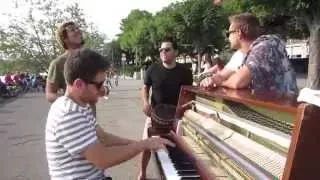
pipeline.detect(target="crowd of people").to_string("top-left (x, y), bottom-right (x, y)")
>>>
top-left (42, 9), bottom-right (299, 180)
top-left (0, 72), bottom-right (46, 98)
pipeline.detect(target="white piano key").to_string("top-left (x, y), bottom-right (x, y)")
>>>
top-left (156, 149), bottom-right (181, 180)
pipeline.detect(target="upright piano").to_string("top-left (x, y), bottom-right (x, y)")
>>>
top-left (151, 86), bottom-right (320, 180)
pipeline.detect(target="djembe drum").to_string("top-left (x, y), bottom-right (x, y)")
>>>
top-left (150, 104), bottom-right (177, 134)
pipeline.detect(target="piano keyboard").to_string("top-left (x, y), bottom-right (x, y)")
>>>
top-left (155, 146), bottom-right (201, 180)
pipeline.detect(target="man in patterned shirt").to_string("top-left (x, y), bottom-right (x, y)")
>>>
top-left (201, 13), bottom-right (297, 96)
top-left (45, 48), bottom-right (174, 180)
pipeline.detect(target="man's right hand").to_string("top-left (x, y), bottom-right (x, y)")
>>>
top-left (142, 103), bottom-right (152, 117)
top-left (143, 137), bottom-right (175, 151)
top-left (200, 74), bottom-right (223, 88)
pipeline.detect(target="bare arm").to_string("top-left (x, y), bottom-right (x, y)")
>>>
top-left (205, 65), bottom-right (219, 74)
top-left (82, 137), bottom-right (173, 169)
top-left (221, 66), bottom-right (251, 89)
top-left (45, 81), bottom-right (59, 103)
top-left (96, 125), bottom-right (135, 146)
top-left (83, 140), bottom-right (146, 169)
top-left (199, 68), bottom-right (235, 88)
top-left (141, 85), bottom-right (151, 116)
top-left (218, 68), bottom-right (236, 81)
top-left (141, 85), bottom-right (150, 105)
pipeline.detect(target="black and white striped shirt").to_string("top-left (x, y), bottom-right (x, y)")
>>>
top-left (45, 96), bottom-right (105, 180)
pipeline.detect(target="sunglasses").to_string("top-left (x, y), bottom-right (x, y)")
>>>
top-left (159, 47), bottom-right (172, 53)
top-left (226, 30), bottom-right (238, 37)
top-left (86, 80), bottom-right (104, 90)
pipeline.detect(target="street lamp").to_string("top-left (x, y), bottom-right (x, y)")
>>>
top-left (121, 53), bottom-right (126, 80)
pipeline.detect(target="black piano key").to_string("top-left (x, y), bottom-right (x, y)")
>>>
top-left (177, 169), bottom-right (198, 176)
top-left (180, 176), bottom-right (201, 180)
top-left (174, 161), bottom-right (193, 165)
top-left (174, 164), bottom-right (196, 171)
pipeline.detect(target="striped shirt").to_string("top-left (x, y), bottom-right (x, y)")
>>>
top-left (45, 96), bottom-right (105, 180)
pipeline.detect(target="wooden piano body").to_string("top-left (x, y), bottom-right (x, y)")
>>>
top-left (152, 86), bottom-right (320, 180)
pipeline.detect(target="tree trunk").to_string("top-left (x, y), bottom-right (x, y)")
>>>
top-left (183, 54), bottom-right (186, 64)
top-left (306, 24), bottom-right (320, 89)
top-left (197, 52), bottom-right (201, 74)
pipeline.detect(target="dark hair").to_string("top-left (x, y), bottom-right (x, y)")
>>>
top-left (57, 21), bottom-right (84, 49)
top-left (64, 48), bottom-right (109, 85)
top-left (161, 37), bottom-right (178, 50)
top-left (229, 13), bottom-right (261, 41)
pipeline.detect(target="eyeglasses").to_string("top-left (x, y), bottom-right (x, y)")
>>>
top-left (159, 47), bottom-right (172, 53)
top-left (86, 80), bottom-right (104, 90)
top-left (226, 30), bottom-right (238, 37)
top-left (65, 26), bottom-right (80, 32)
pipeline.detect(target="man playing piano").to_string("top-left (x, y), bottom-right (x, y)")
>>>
top-left (45, 48), bottom-right (174, 180)
top-left (139, 38), bottom-right (193, 180)
top-left (200, 13), bottom-right (297, 96)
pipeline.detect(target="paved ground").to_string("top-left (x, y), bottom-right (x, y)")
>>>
top-left (0, 79), bottom-right (160, 180)
top-left (0, 93), bottom-right (50, 180)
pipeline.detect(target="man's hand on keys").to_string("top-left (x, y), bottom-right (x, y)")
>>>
top-left (144, 136), bottom-right (175, 151)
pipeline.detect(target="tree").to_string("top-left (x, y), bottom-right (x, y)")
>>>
top-left (118, 10), bottom-right (156, 65)
top-left (118, 0), bottom-right (228, 70)
top-left (105, 40), bottom-right (122, 67)
top-left (172, 0), bottom-right (227, 52)
top-left (0, 0), bottom-right (108, 73)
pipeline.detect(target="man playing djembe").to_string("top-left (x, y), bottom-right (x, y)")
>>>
top-left (138, 37), bottom-right (193, 180)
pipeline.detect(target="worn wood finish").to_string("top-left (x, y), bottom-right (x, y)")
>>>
top-left (180, 86), bottom-right (298, 115)
top-left (176, 86), bottom-right (195, 118)
top-left (283, 104), bottom-right (320, 180)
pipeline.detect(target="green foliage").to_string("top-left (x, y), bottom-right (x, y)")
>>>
top-left (0, 0), bottom-right (108, 74)
top-left (118, 0), bottom-right (228, 68)
top-left (172, 0), bottom-right (227, 52)
top-left (104, 40), bottom-right (122, 67)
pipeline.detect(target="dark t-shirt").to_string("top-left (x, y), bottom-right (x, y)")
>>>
top-left (144, 63), bottom-right (193, 107)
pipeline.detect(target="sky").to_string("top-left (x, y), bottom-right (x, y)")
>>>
top-left (0, 0), bottom-right (182, 40)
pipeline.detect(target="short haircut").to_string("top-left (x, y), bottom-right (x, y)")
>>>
top-left (229, 13), bottom-right (261, 41)
top-left (56, 21), bottom-right (84, 49)
top-left (161, 37), bottom-right (178, 50)
top-left (64, 48), bottom-right (109, 85)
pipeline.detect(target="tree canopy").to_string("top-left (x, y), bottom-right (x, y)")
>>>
top-left (118, 0), bottom-right (228, 65)
top-left (0, 0), bottom-right (108, 74)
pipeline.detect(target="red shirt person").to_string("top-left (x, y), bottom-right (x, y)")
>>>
top-left (4, 73), bottom-right (14, 85)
